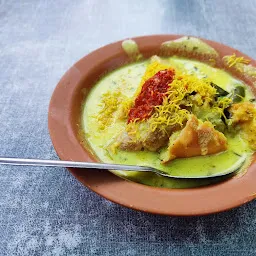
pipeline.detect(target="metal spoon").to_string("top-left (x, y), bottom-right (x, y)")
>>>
top-left (0, 155), bottom-right (247, 179)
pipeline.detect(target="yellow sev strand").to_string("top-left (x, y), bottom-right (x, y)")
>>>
top-left (213, 97), bottom-right (232, 123)
top-left (149, 72), bottom-right (217, 132)
top-left (227, 53), bottom-right (250, 67)
top-left (97, 91), bottom-right (123, 130)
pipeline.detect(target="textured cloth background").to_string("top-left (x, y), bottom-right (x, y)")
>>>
top-left (0, 0), bottom-right (255, 255)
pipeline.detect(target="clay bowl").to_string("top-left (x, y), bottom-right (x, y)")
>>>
top-left (48, 35), bottom-right (256, 216)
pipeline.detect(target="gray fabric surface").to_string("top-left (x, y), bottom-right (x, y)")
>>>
top-left (0, 0), bottom-right (255, 255)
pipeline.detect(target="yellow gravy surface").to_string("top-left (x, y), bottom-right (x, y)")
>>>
top-left (82, 57), bottom-right (254, 188)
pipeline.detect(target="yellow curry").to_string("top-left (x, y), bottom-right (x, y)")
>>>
top-left (82, 39), bottom-right (256, 188)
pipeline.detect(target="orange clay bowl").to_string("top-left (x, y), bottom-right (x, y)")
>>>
top-left (48, 35), bottom-right (256, 216)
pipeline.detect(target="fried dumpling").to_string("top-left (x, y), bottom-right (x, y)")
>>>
top-left (162, 115), bottom-right (228, 163)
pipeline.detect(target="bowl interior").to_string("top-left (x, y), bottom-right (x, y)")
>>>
top-left (48, 35), bottom-right (256, 216)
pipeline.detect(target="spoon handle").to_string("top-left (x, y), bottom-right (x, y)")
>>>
top-left (0, 157), bottom-right (152, 172)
